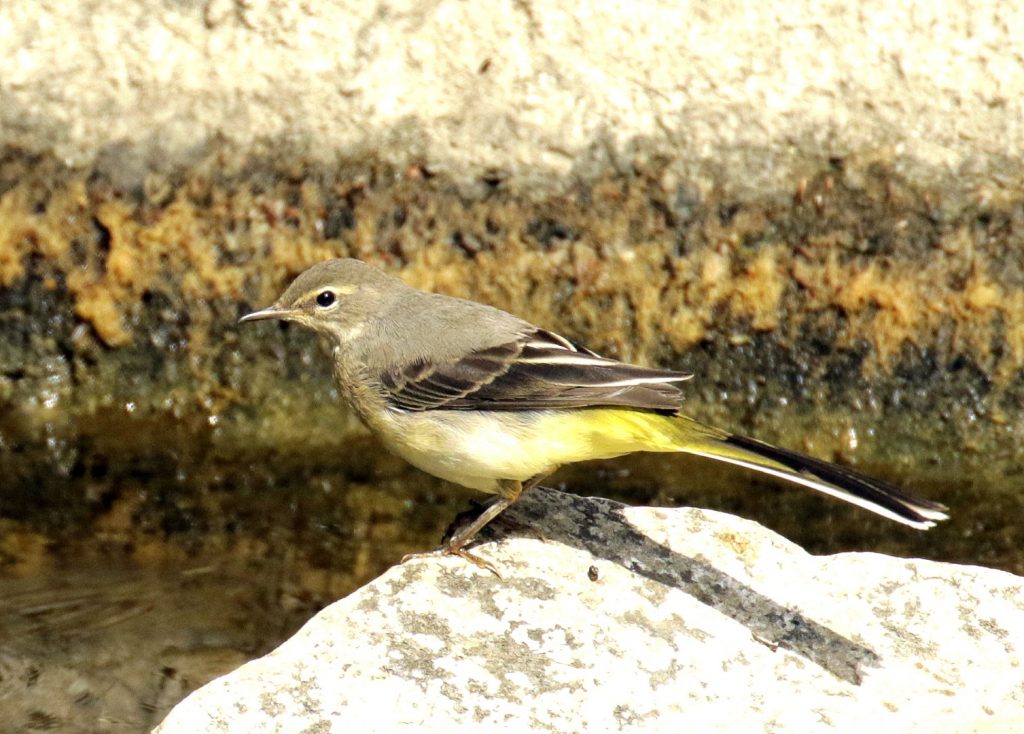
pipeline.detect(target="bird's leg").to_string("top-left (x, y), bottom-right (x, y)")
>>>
top-left (401, 471), bottom-right (552, 576)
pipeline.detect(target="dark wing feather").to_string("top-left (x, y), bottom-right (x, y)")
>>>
top-left (379, 329), bottom-right (691, 412)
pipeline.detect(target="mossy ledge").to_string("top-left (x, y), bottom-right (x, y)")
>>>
top-left (1, 144), bottom-right (1022, 574)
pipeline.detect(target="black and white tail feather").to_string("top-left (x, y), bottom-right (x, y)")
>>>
top-left (378, 326), bottom-right (947, 530)
top-left (691, 431), bottom-right (948, 529)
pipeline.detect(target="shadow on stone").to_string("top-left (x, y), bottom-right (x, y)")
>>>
top-left (487, 486), bottom-right (879, 685)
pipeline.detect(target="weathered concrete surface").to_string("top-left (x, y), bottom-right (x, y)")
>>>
top-left (2, 1), bottom-right (1022, 200)
top-left (156, 488), bottom-right (1024, 733)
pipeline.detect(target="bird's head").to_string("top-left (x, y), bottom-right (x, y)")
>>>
top-left (240, 258), bottom-right (400, 343)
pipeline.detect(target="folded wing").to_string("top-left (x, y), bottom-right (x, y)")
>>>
top-left (378, 329), bottom-right (691, 412)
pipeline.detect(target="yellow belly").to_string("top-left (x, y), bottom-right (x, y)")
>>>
top-left (372, 407), bottom-right (683, 492)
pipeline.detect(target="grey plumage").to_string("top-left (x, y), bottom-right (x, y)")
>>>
top-left (256, 258), bottom-right (693, 413)
top-left (240, 257), bottom-right (948, 560)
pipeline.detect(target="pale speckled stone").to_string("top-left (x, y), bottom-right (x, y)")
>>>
top-left (156, 487), bottom-right (1024, 733)
top-left (1, 1), bottom-right (1022, 198)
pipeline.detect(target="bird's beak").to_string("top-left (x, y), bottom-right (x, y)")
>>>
top-left (239, 305), bottom-right (298, 323)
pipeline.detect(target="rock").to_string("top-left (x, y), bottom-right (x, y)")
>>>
top-left (156, 487), bottom-right (1024, 733)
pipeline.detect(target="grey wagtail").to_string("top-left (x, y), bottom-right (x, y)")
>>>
top-left (241, 258), bottom-right (948, 570)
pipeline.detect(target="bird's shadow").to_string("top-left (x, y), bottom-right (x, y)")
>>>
top-left (478, 486), bottom-right (880, 686)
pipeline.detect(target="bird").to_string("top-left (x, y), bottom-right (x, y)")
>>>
top-left (240, 258), bottom-right (948, 571)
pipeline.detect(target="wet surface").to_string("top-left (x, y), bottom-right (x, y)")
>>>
top-left (0, 434), bottom-right (462, 731)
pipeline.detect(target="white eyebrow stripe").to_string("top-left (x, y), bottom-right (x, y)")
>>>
top-left (303, 284), bottom-right (356, 302)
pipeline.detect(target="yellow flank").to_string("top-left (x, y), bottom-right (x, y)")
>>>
top-left (532, 409), bottom-right (790, 469)
top-left (377, 404), bottom-right (814, 497)
top-left (378, 407), bottom-right (722, 493)
top-left (533, 409), bottom-right (702, 457)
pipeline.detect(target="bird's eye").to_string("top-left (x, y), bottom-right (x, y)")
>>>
top-left (315, 290), bottom-right (336, 308)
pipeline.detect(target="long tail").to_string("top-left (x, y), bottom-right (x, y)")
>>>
top-left (637, 413), bottom-right (949, 529)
